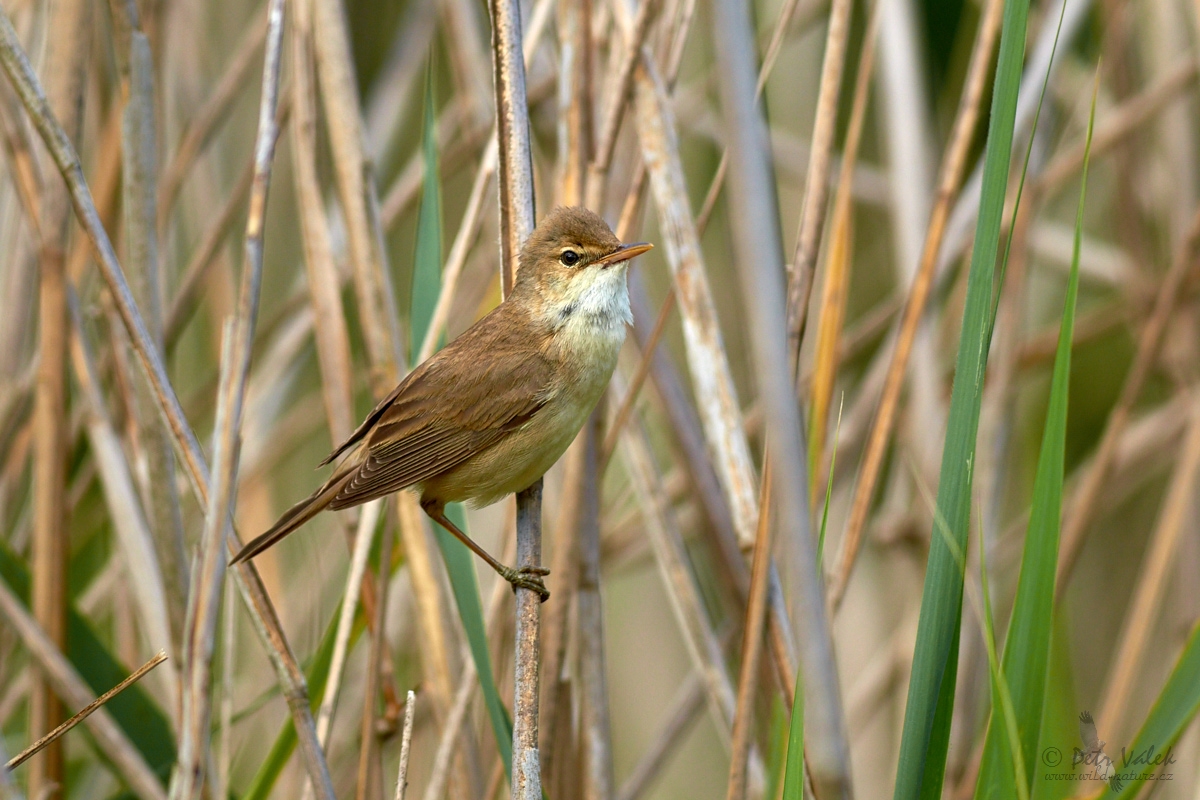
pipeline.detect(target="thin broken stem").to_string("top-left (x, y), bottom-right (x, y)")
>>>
top-left (0, 579), bottom-right (166, 800)
top-left (8, 651), bottom-right (167, 771)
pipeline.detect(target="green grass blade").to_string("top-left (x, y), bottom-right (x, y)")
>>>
top-left (1095, 622), bottom-right (1200, 799)
top-left (765, 699), bottom-right (788, 800)
top-left (1030, 617), bottom-right (1078, 800)
top-left (410, 53), bottom-right (515, 781)
top-left (781, 666), bottom-right (805, 799)
top-left (0, 541), bottom-right (176, 783)
top-left (977, 514), bottom-right (1030, 800)
top-left (973, 70), bottom-right (1097, 800)
top-left (891, 0), bottom-right (1030, 793)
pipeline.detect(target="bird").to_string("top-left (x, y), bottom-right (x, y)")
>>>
top-left (230, 207), bottom-right (653, 601)
top-left (1078, 711), bottom-right (1121, 792)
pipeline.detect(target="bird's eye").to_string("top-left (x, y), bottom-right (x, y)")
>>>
top-left (559, 249), bottom-right (581, 267)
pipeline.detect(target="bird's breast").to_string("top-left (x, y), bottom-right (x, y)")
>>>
top-left (538, 298), bottom-right (626, 452)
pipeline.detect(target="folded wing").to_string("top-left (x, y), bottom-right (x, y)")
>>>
top-left (328, 309), bottom-right (554, 509)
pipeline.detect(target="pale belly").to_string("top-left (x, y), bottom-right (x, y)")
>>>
top-left (420, 396), bottom-right (594, 506)
top-left (418, 324), bottom-right (622, 507)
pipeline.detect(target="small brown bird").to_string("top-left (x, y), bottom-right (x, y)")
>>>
top-left (231, 207), bottom-right (652, 600)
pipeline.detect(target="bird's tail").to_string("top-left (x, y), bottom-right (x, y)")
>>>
top-left (229, 466), bottom-right (356, 565)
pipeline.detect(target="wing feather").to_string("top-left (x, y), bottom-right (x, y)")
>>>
top-left (325, 303), bottom-right (555, 510)
top-left (330, 429), bottom-right (502, 508)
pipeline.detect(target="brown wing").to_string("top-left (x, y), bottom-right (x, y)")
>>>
top-left (326, 304), bottom-right (555, 509)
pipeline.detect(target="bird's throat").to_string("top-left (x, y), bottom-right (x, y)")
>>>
top-left (537, 271), bottom-right (630, 376)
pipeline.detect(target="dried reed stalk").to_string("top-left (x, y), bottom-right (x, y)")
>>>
top-left (0, 83), bottom-right (39, 381)
top-left (629, 0), bottom-right (807, 716)
top-left (162, 138), bottom-right (258, 349)
top-left (311, 500), bottom-right (383, 753)
top-left (290, 0), bottom-right (354, 447)
top-left (420, 534), bottom-right (518, 800)
top-left (417, 0), bottom-right (554, 363)
top-left (64, 102), bottom-right (122, 288)
top-left (417, 149), bottom-right (495, 363)
top-left (808, 1), bottom-right (880, 487)
top-left (28, 0), bottom-right (88, 791)
top-left (309, 0), bottom-right (459, 740)
top-left (540, 484), bottom-right (579, 795)
top-left (555, 0), bottom-right (591, 208)
top-left (615, 394), bottom-right (747, 762)
top-left (7, 651), bottom-right (166, 771)
top-left (634, 62), bottom-right (759, 552)
top-left (356, 518), bottom-right (396, 800)
top-left (585, 0), bottom-right (655, 211)
top-left (312, 0), bottom-right (402, 384)
top-left (542, 0), bottom-right (590, 786)
top-left (490, 0), bottom-right (536, 286)
top-left (783, 0), bottom-right (853, 355)
top-left (577, 422), bottom-right (615, 800)
top-left (512, 481), bottom-right (545, 799)
top-left (290, 0), bottom-right (411, 752)
top-left (172, 317), bottom-right (239, 800)
top-left (622, 3), bottom-right (805, 709)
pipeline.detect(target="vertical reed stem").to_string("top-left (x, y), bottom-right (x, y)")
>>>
top-left (488, 0), bottom-right (541, 794)
top-left (513, 482), bottom-right (544, 799)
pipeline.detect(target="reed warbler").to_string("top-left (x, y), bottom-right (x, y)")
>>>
top-left (230, 207), bottom-right (653, 600)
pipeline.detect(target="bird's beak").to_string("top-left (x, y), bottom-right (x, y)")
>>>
top-left (594, 241), bottom-right (653, 267)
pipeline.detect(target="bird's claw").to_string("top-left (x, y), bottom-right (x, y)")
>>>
top-left (501, 565), bottom-right (551, 602)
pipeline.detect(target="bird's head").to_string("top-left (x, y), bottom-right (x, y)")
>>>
top-left (514, 207), bottom-right (652, 326)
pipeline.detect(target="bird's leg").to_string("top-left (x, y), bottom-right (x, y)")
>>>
top-left (421, 499), bottom-right (550, 602)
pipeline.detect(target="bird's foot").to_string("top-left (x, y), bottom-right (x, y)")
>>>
top-left (499, 565), bottom-right (551, 602)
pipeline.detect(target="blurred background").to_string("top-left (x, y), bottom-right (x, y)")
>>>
top-left (1, 0), bottom-right (1199, 796)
